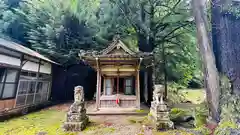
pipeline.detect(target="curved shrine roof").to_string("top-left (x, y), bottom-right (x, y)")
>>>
top-left (80, 39), bottom-right (153, 60)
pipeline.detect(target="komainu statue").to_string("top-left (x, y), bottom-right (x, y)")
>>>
top-left (153, 85), bottom-right (164, 102)
top-left (63, 86), bottom-right (89, 131)
top-left (149, 84), bottom-right (174, 130)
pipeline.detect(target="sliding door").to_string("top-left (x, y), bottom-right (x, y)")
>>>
top-left (104, 78), bottom-right (113, 95)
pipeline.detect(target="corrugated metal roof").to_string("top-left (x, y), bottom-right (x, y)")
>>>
top-left (0, 38), bottom-right (59, 64)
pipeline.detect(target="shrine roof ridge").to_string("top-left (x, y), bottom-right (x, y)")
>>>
top-left (79, 39), bottom-right (153, 59)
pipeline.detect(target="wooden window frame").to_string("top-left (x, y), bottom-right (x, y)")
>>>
top-left (0, 67), bottom-right (20, 100)
top-left (124, 77), bottom-right (134, 95)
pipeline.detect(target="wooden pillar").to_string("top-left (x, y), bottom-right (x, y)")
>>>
top-left (117, 72), bottom-right (119, 94)
top-left (144, 70), bottom-right (148, 103)
top-left (96, 70), bottom-right (101, 110)
top-left (136, 70), bottom-right (140, 109)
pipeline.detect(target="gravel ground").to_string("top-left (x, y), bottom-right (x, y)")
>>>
top-left (48, 102), bottom-right (154, 135)
top-left (81, 115), bottom-right (153, 135)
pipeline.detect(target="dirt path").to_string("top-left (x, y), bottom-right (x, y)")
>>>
top-left (41, 102), bottom-right (200, 135)
top-left (81, 115), bottom-right (153, 135)
top-left (46, 102), bottom-right (154, 135)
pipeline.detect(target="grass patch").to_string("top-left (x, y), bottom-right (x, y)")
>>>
top-left (128, 118), bottom-right (138, 124)
top-left (0, 108), bottom-right (117, 135)
top-left (179, 89), bottom-right (205, 104)
top-left (135, 109), bottom-right (145, 113)
top-left (83, 123), bottom-right (116, 134)
top-left (102, 127), bottom-right (115, 133)
top-left (83, 121), bottom-right (99, 132)
top-left (127, 116), bottom-right (152, 126)
top-left (0, 109), bottom-right (77, 135)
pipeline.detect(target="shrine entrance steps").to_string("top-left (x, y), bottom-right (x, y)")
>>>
top-left (86, 103), bottom-right (149, 116)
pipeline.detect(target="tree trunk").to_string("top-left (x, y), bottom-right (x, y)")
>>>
top-left (192, 0), bottom-right (220, 123)
top-left (211, 0), bottom-right (222, 72)
top-left (137, 31), bottom-right (153, 105)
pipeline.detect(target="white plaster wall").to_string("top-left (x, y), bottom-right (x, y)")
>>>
top-left (0, 54), bottom-right (21, 66)
top-left (39, 62), bottom-right (51, 74)
top-left (22, 61), bottom-right (39, 72)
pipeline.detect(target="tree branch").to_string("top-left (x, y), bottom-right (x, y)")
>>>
top-left (157, 21), bottom-right (191, 42)
top-left (154, 0), bottom-right (182, 29)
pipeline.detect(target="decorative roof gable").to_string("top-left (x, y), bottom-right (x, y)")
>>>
top-left (100, 39), bottom-right (135, 55)
top-left (79, 35), bottom-right (153, 60)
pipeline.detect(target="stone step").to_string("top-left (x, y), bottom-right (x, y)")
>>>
top-left (87, 111), bottom-right (149, 116)
top-left (87, 108), bottom-right (149, 116)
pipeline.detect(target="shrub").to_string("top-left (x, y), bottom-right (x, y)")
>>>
top-left (219, 75), bottom-right (240, 123)
top-left (193, 126), bottom-right (211, 135)
top-left (192, 107), bottom-right (208, 127)
top-left (214, 121), bottom-right (239, 135)
top-left (167, 82), bottom-right (187, 104)
top-left (170, 108), bottom-right (190, 120)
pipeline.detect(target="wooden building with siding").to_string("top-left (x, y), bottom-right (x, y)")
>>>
top-left (81, 37), bottom-right (152, 110)
top-left (0, 38), bottom-right (58, 113)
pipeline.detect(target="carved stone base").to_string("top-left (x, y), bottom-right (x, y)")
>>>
top-left (149, 113), bottom-right (174, 130)
top-left (155, 121), bottom-right (174, 130)
top-left (150, 102), bottom-right (168, 112)
top-left (149, 102), bottom-right (174, 130)
top-left (63, 116), bottom-right (89, 131)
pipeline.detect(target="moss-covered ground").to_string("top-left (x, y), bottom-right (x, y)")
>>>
top-left (180, 89), bottom-right (205, 104)
top-left (0, 109), bottom-right (73, 135)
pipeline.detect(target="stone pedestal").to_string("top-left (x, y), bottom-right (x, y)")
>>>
top-left (149, 85), bottom-right (174, 130)
top-left (63, 86), bottom-right (89, 131)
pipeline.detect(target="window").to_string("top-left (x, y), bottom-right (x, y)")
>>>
top-left (105, 78), bottom-right (112, 95)
top-left (0, 68), bottom-right (6, 97)
top-left (36, 82), bottom-right (43, 93)
top-left (2, 83), bottom-right (16, 98)
top-left (28, 81), bottom-right (36, 94)
top-left (20, 71), bottom-right (37, 80)
top-left (6, 70), bottom-right (18, 82)
top-left (0, 68), bottom-right (19, 99)
top-left (124, 77), bottom-right (134, 95)
top-left (0, 68), bottom-right (5, 82)
top-left (15, 69), bottom-right (52, 107)
top-left (18, 81), bottom-right (28, 95)
top-left (39, 73), bottom-right (51, 81)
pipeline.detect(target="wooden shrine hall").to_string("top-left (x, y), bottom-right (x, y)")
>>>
top-left (81, 37), bottom-right (152, 110)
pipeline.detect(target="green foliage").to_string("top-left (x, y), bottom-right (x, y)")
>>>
top-left (0, 0), bottom-right (23, 41)
top-left (213, 75), bottom-right (240, 135)
top-left (170, 106), bottom-right (208, 129)
top-left (219, 75), bottom-right (240, 123)
top-left (154, 29), bottom-right (202, 87)
top-left (14, 0), bottom-right (102, 65)
top-left (0, 0), bottom-right (202, 85)
top-left (170, 108), bottom-right (190, 120)
top-left (167, 82), bottom-right (187, 104)
top-left (192, 107), bottom-right (208, 127)
top-left (214, 121), bottom-right (239, 135)
top-left (193, 126), bottom-right (211, 135)
top-left (99, 0), bottom-right (202, 87)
